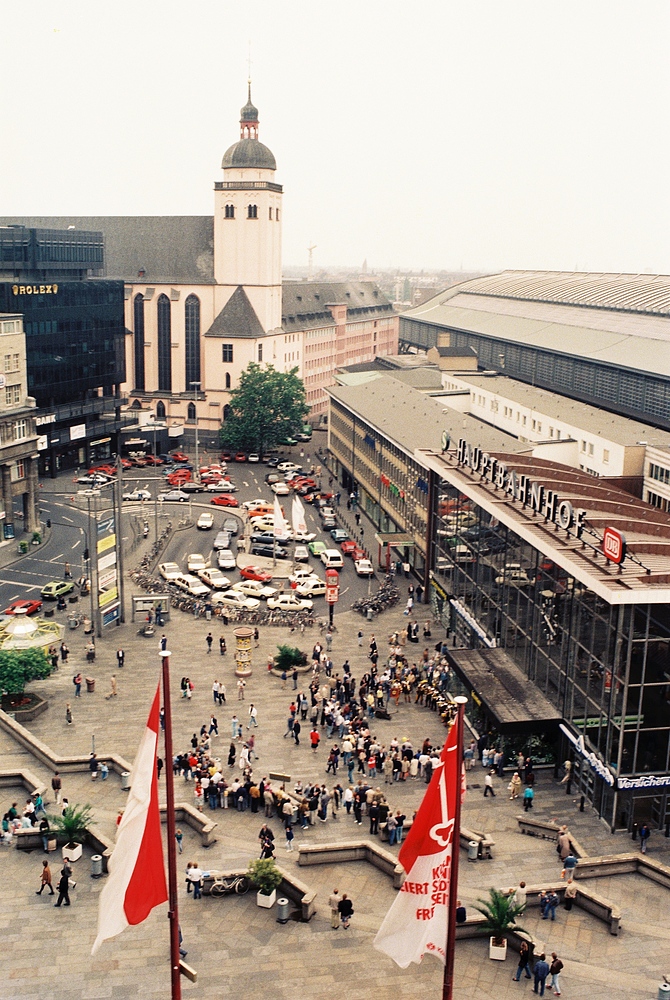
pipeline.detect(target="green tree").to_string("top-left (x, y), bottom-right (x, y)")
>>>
top-left (0, 648), bottom-right (53, 696)
top-left (220, 363), bottom-right (309, 455)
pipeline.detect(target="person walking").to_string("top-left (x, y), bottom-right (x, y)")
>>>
top-left (105, 675), bottom-right (117, 700)
top-left (51, 772), bottom-right (62, 805)
top-left (639, 822), bottom-right (651, 854)
top-left (116, 648), bottom-right (125, 670)
top-left (36, 860), bottom-right (54, 896)
top-left (533, 954), bottom-right (550, 996)
top-left (175, 829), bottom-right (183, 854)
top-left (512, 940), bottom-right (532, 981)
top-left (187, 863), bottom-right (203, 899)
top-left (549, 953), bottom-right (563, 995)
top-left (338, 893), bottom-right (354, 929)
top-left (206, 632), bottom-right (213, 654)
top-left (72, 671), bottom-right (81, 697)
top-left (54, 866), bottom-right (71, 907)
top-left (285, 824), bottom-right (295, 852)
top-left (484, 770), bottom-right (496, 797)
top-left (561, 852), bottom-right (577, 879)
top-left (237, 678), bottom-right (246, 700)
top-left (64, 562), bottom-right (71, 579)
top-left (219, 635), bottom-right (227, 656)
top-left (248, 704), bottom-right (258, 728)
top-left (523, 785), bottom-right (534, 811)
top-left (292, 720), bottom-right (301, 745)
top-left (65, 703), bottom-right (73, 726)
top-left (328, 888), bottom-right (341, 929)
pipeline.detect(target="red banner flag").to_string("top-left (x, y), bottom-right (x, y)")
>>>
top-left (374, 722), bottom-right (461, 967)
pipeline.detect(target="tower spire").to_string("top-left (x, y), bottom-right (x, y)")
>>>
top-left (240, 80), bottom-right (259, 140)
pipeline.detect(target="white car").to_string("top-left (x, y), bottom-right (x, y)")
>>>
top-left (159, 562), bottom-right (181, 582)
top-left (198, 568), bottom-right (231, 590)
top-left (174, 573), bottom-right (210, 597)
top-left (277, 462), bottom-right (302, 473)
top-left (354, 558), bottom-right (374, 577)
top-left (216, 549), bottom-right (237, 570)
top-left (289, 567), bottom-right (319, 585)
top-left (187, 553), bottom-right (207, 573)
top-left (296, 578), bottom-right (327, 598)
top-left (294, 545), bottom-right (310, 563)
top-left (212, 590), bottom-right (260, 611)
top-left (159, 489), bottom-right (189, 503)
top-left (248, 519), bottom-right (275, 534)
top-left (205, 481), bottom-right (238, 492)
top-left (123, 489), bottom-right (151, 502)
top-left (271, 482), bottom-right (290, 495)
top-left (247, 453), bottom-right (260, 463)
top-left (196, 512), bottom-right (214, 530)
top-left (321, 549), bottom-right (344, 569)
top-left (291, 530), bottom-right (317, 543)
top-left (495, 563), bottom-right (531, 586)
top-left (267, 593), bottom-right (313, 612)
top-left (232, 580), bottom-right (277, 600)
top-left (242, 498), bottom-right (270, 511)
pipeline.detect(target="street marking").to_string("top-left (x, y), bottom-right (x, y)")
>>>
top-left (72, 540), bottom-right (81, 549)
top-left (62, 516), bottom-right (74, 523)
top-left (0, 579), bottom-right (37, 590)
top-left (50, 554), bottom-right (65, 562)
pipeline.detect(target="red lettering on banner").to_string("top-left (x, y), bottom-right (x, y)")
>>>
top-left (400, 881), bottom-right (430, 895)
top-left (416, 907), bottom-right (435, 921)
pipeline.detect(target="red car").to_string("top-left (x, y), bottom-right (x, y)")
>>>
top-left (119, 458), bottom-right (133, 470)
top-left (240, 565), bottom-right (273, 582)
top-left (210, 494), bottom-right (239, 507)
top-left (220, 451), bottom-right (233, 462)
top-left (167, 473), bottom-right (192, 486)
top-left (341, 540), bottom-right (358, 557)
top-left (351, 546), bottom-right (366, 561)
top-left (132, 457), bottom-right (148, 467)
top-left (171, 451), bottom-right (190, 463)
top-left (144, 455), bottom-right (164, 466)
top-left (3, 598), bottom-right (43, 616)
top-left (89, 464), bottom-right (116, 477)
top-left (234, 452), bottom-right (247, 462)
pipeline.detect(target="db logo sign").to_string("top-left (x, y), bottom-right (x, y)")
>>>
top-left (603, 527), bottom-right (626, 564)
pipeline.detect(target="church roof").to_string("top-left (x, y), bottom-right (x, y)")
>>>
top-left (221, 138), bottom-right (276, 171)
top-left (282, 281), bottom-right (394, 332)
top-left (205, 286), bottom-right (265, 339)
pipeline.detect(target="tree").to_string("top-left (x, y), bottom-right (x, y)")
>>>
top-left (473, 888), bottom-right (527, 946)
top-left (274, 645), bottom-right (307, 672)
top-left (0, 648), bottom-right (53, 697)
top-left (48, 803), bottom-right (94, 846)
top-left (220, 363), bottom-right (309, 455)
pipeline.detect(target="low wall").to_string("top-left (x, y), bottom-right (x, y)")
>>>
top-left (201, 867), bottom-right (316, 921)
top-left (516, 815), bottom-right (587, 858)
top-left (159, 802), bottom-right (218, 848)
top-left (297, 840), bottom-right (405, 889)
top-left (0, 768), bottom-right (48, 800)
top-left (573, 852), bottom-right (670, 891)
top-left (2, 694), bottom-right (49, 723)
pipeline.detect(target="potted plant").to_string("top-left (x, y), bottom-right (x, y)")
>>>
top-left (274, 645), bottom-right (307, 674)
top-left (48, 804), bottom-right (94, 863)
top-left (247, 858), bottom-right (283, 908)
top-left (474, 888), bottom-right (526, 961)
top-left (31, 531), bottom-right (42, 546)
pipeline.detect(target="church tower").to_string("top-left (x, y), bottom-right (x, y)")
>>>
top-left (214, 84), bottom-right (283, 333)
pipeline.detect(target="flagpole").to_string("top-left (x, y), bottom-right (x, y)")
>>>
top-left (160, 650), bottom-right (182, 1000)
top-left (443, 696), bottom-right (467, 1000)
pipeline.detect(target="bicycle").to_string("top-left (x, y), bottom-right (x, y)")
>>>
top-left (209, 872), bottom-right (251, 897)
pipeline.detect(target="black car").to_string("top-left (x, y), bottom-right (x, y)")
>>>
top-left (250, 533), bottom-right (290, 548)
top-left (222, 517), bottom-right (240, 536)
top-left (250, 544), bottom-right (277, 558)
top-left (178, 481), bottom-right (203, 493)
top-left (266, 457), bottom-right (279, 468)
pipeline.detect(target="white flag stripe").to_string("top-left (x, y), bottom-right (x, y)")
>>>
top-left (91, 715), bottom-right (159, 953)
top-left (292, 495), bottom-right (307, 535)
top-left (374, 851), bottom-right (451, 967)
top-left (273, 497), bottom-right (290, 539)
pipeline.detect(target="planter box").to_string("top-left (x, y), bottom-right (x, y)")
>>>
top-left (256, 889), bottom-right (276, 908)
top-left (489, 937), bottom-right (507, 961)
top-left (62, 842), bottom-right (83, 862)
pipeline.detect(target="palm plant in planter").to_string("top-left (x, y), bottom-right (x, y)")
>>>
top-left (48, 804), bottom-right (94, 863)
top-left (473, 888), bottom-right (526, 961)
top-left (247, 858), bottom-right (283, 908)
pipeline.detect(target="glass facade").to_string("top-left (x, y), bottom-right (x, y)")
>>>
top-left (430, 477), bottom-right (670, 830)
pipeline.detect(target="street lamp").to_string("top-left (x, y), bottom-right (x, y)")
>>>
top-left (190, 381), bottom-right (201, 480)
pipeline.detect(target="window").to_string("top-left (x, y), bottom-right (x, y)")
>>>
top-left (5, 384), bottom-right (21, 406)
top-left (276, 208), bottom-right (280, 221)
top-left (549, 427), bottom-right (554, 438)
top-left (581, 440), bottom-right (586, 452)
top-left (157, 295), bottom-right (172, 392)
top-left (184, 294), bottom-right (201, 389)
top-left (247, 204), bottom-right (258, 219)
top-left (156, 401), bottom-right (166, 420)
top-left (13, 419), bottom-right (26, 441)
top-left (268, 207), bottom-right (273, 220)
top-left (588, 443), bottom-right (594, 456)
top-left (224, 204), bottom-right (235, 219)
top-left (187, 402), bottom-right (196, 422)
top-left (258, 344), bottom-right (263, 362)
top-left (603, 449), bottom-right (610, 464)
top-left (4, 353), bottom-right (19, 374)
top-left (225, 372), bottom-right (231, 390)
top-left (10, 460), bottom-right (25, 482)
top-left (133, 294), bottom-right (145, 391)
top-left (222, 344), bottom-right (233, 363)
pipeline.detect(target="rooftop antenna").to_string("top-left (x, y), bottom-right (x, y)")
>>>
top-left (307, 245), bottom-right (317, 281)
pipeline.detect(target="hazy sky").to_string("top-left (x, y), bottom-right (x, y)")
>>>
top-left (3, 1), bottom-right (669, 274)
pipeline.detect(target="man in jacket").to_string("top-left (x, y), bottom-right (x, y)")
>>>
top-left (533, 954), bottom-right (550, 996)
top-left (328, 888), bottom-right (341, 929)
top-left (549, 953), bottom-right (563, 995)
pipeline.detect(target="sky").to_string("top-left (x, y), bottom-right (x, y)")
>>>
top-left (2, 1), bottom-right (670, 274)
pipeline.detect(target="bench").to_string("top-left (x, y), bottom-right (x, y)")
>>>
top-left (159, 803), bottom-right (218, 847)
top-left (516, 815), bottom-right (587, 858)
top-left (461, 825), bottom-right (495, 859)
top-left (14, 828), bottom-right (45, 851)
top-left (505, 880), bottom-right (621, 935)
top-left (201, 867), bottom-right (316, 921)
top-left (297, 840), bottom-right (405, 889)
top-left (0, 769), bottom-right (48, 800)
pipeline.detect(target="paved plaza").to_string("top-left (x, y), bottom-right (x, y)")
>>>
top-left (1, 575), bottom-right (669, 999)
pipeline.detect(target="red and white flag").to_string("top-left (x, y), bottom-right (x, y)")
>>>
top-left (91, 682), bottom-right (167, 954)
top-left (291, 495), bottom-right (307, 536)
top-left (374, 723), bottom-right (462, 968)
top-left (273, 496), bottom-right (290, 539)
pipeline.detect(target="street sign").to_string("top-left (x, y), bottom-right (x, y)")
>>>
top-left (602, 526), bottom-right (626, 564)
top-left (325, 568), bottom-right (339, 605)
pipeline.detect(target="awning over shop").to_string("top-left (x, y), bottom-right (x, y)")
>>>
top-left (447, 648), bottom-right (563, 730)
top-left (374, 532), bottom-right (415, 547)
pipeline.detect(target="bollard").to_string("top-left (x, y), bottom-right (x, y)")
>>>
top-left (91, 854), bottom-right (103, 878)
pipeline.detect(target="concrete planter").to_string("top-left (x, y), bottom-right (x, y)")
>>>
top-left (256, 889), bottom-right (276, 908)
top-left (62, 842), bottom-right (83, 862)
top-left (489, 937), bottom-right (507, 961)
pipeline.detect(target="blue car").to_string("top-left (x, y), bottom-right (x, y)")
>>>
top-left (330, 528), bottom-right (349, 543)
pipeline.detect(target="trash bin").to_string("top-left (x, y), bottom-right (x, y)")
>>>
top-left (658, 984), bottom-right (670, 1000)
top-left (120, 771), bottom-right (131, 791)
top-left (276, 897), bottom-right (290, 923)
top-left (366, 607), bottom-right (374, 621)
top-left (91, 854), bottom-right (103, 878)
top-left (467, 840), bottom-right (478, 862)
top-left (86, 677), bottom-right (95, 693)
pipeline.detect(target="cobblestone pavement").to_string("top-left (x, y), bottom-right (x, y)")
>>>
top-left (1, 593), bottom-right (668, 999)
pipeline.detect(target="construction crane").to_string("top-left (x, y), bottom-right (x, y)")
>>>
top-left (307, 245), bottom-right (317, 281)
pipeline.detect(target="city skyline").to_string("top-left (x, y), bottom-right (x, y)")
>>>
top-left (2, 1), bottom-right (669, 275)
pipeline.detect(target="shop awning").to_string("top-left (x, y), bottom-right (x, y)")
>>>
top-left (374, 532), bottom-right (415, 547)
top-left (447, 648), bottom-right (563, 730)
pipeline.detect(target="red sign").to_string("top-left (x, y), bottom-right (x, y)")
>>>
top-left (602, 526), bottom-right (626, 564)
top-left (325, 568), bottom-right (339, 605)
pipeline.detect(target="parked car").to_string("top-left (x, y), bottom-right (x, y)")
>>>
top-left (171, 451), bottom-right (190, 463)
top-left (247, 453), bottom-right (260, 463)
top-left (3, 598), bottom-right (43, 616)
top-left (354, 558), bottom-right (374, 577)
top-left (266, 593), bottom-right (313, 612)
top-left (234, 452), bottom-right (247, 462)
top-left (41, 581), bottom-right (75, 599)
top-left (198, 568), bottom-right (231, 590)
top-left (174, 573), bottom-right (210, 597)
top-left (232, 580), bottom-right (277, 600)
top-left (295, 578), bottom-right (326, 598)
top-left (213, 531), bottom-right (232, 551)
top-left (144, 455), bottom-right (164, 466)
top-left (271, 482), bottom-right (291, 495)
top-left (308, 540), bottom-right (328, 557)
top-left (251, 544), bottom-right (277, 558)
top-left (205, 480), bottom-right (237, 492)
top-left (159, 562), bottom-right (181, 582)
top-left (186, 553), bottom-right (207, 573)
top-left (178, 481), bottom-right (204, 493)
top-left (293, 545), bottom-right (310, 563)
top-left (216, 549), bottom-right (237, 570)
top-left (321, 549), bottom-right (344, 569)
top-left (250, 533), bottom-right (290, 548)
top-left (495, 563), bottom-right (531, 586)
top-left (289, 567), bottom-right (319, 585)
top-left (277, 461), bottom-right (302, 473)
top-left (222, 517), bottom-right (239, 536)
top-left (214, 590), bottom-right (260, 611)
top-left (210, 494), bottom-right (239, 507)
top-left (196, 512), bottom-right (215, 530)
top-left (240, 565), bottom-right (273, 582)
top-left (159, 489), bottom-right (189, 503)
top-left (123, 489), bottom-right (152, 502)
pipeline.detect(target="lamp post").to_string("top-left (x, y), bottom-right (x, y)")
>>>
top-left (190, 381), bottom-right (201, 481)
